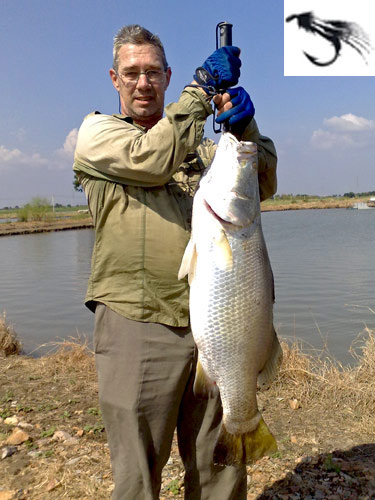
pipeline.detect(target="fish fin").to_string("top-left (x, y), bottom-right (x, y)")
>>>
top-left (214, 417), bottom-right (277, 466)
top-left (257, 328), bottom-right (283, 389)
top-left (193, 356), bottom-right (219, 398)
top-left (213, 229), bottom-right (233, 271)
top-left (178, 238), bottom-right (197, 285)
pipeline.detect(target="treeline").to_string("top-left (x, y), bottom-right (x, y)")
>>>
top-left (274, 192), bottom-right (375, 200)
top-left (1, 201), bottom-right (87, 212)
top-left (342, 191), bottom-right (375, 198)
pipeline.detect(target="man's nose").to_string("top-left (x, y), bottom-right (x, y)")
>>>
top-left (136, 73), bottom-right (152, 88)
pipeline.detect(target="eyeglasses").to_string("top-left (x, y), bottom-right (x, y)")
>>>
top-left (117, 69), bottom-right (166, 86)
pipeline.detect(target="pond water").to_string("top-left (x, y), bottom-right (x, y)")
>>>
top-left (0, 209), bottom-right (374, 362)
top-left (0, 218), bottom-right (18, 223)
top-left (263, 209), bottom-right (375, 363)
top-left (0, 229), bottom-right (95, 355)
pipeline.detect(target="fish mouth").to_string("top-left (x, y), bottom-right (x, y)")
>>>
top-left (204, 200), bottom-right (237, 227)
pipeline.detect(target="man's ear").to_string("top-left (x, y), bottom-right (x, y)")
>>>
top-left (164, 67), bottom-right (172, 90)
top-left (109, 68), bottom-right (120, 92)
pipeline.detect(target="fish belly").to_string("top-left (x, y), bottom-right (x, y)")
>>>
top-left (190, 222), bottom-right (275, 435)
top-left (179, 133), bottom-right (282, 464)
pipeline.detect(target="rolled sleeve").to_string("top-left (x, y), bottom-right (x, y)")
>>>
top-left (242, 119), bottom-right (277, 201)
top-left (73, 88), bottom-right (213, 187)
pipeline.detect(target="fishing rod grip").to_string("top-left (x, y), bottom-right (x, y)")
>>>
top-left (216, 21), bottom-right (233, 48)
top-left (214, 22), bottom-right (233, 133)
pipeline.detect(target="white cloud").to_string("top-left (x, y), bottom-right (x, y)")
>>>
top-left (0, 145), bottom-right (22, 163)
top-left (0, 145), bottom-right (48, 167)
top-left (0, 128), bottom-right (78, 173)
top-left (311, 113), bottom-right (375, 150)
top-left (52, 128), bottom-right (78, 170)
top-left (323, 113), bottom-right (375, 132)
top-left (311, 129), bottom-right (356, 150)
top-left (57, 128), bottom-right (78, 157)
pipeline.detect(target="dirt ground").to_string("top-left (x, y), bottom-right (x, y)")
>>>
top-left (1, 340), bottom-right (375, 500)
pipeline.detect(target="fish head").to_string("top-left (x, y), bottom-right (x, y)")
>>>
top-left (200, 133), bottom-right (259, 228)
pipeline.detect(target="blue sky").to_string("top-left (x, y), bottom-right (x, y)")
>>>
top-left (1, 0), bottom-right (375, 207)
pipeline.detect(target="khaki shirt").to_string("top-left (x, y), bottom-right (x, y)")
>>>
top-left (73, 87), bottom-right (277, 326)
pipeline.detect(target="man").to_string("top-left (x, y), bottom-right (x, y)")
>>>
top-left (73, 24), bottom-right (277, 500)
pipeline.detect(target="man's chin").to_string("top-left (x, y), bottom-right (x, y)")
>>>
top-left (134, 108), bottom-right (154, 117)
top-left (133, 103), bottom-right (162, 117)
top-left (129, 107), bottom-right (163, 128)
top-left (132, 103), bottom-right (156, 116)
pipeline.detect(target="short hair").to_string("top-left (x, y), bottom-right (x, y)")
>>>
top-left (113, 24), bottom-right (168, 72)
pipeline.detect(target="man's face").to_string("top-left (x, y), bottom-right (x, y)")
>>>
top-left (110, 43), bottom-right (171, 129)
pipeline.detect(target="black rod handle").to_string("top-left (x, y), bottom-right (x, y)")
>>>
top-left (217, 21), bottom-right (233, 48)
top-left (213, 22), bottom-right (234, 133)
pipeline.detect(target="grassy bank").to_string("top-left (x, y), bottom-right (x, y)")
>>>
top-left (1, 195), bottom-right (369, 222)
top-left (1, 313), bottom-right (375, 498)
top-left (261, 195), bottom-right (370, 211)
top-left (0, 196), bottom-right (370, 238)
top-left (0, 204), bottom-right (89, 221)
top-left (0, 207), bottom-right (93, 237)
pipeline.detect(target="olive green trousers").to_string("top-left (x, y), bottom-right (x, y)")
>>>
top-left (94, 304), bottom-right (247, 500)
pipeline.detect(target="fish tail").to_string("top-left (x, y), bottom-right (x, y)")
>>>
top-left (213, 417), bottom-right (277, 466)
top-left (257, 328), bottom-right (283, 389)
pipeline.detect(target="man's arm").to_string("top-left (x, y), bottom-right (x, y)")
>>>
top-left (74, 46), bottom-right (243, 188)
top-left (73, 88), bottom-right (213, 187)
top-left (242, 119), bottom-right (277, 202)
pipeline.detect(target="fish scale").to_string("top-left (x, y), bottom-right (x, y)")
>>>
top-left (193, 227), bottom-right (273, 427)
top-left (179, 132), bottom-right (282, 465)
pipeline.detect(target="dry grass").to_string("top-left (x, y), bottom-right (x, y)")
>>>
top-left (37, 336), bottom-right (96, 377)
top-left (0, 333), bottom-right (108, 499)
top-left (261, 196), bottom-right (368, 211)
top-left (2, 309), bottom-right (375, 427)
top-left (2, 311), bottom-right (375, 498)
top-left (270, 326), bottom-right (375, 434)
top-left (0, 312), bottom-right (22, 356)
top-left (21, 322), bottom-right (375, 438)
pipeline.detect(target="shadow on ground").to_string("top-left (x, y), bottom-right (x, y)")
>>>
top-left (256, 444), bottom-right (375, 499)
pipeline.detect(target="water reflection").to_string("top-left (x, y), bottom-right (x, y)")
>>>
top-left (0, 229), bottom-right (94, 355)
top-left (262, 209), bottom-right (375, 364)
top-left (0, 209), bottom-right (374, 362)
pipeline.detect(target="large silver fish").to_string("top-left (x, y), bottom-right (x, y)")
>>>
top-left (178, 132), bottom-right (282, 466)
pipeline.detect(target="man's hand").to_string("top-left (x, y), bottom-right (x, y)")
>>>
top-left (213, 92), bottom-right (232, 116)
top-left (194, 47), bottom-right (241, 91)
top-left (215, 87), bottom-right (255, 137)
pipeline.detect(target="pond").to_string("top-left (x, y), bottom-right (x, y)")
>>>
top-left (0, 209), bottom-right (374, 362)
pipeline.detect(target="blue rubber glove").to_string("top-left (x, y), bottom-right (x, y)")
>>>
top-left (215, 87), bottom-right (255, 135)
top-left (194, 46), bottom-right (241, 91)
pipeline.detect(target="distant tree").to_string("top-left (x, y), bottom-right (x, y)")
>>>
top-left (280, 194), bottom-right (294, 200)
top-left (18, 196), bottom-right (52, 222)
top-left (343, 192), bottom-right (355, 198)
top-left (73, 173), bottom-right (83, 192)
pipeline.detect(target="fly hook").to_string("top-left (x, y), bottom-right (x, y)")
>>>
top-left (286, 11), bottom-right (371, 67)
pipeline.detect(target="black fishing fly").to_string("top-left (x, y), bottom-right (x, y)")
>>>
top-left (286, 11), bottom-right (371, 67)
